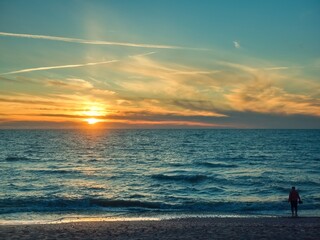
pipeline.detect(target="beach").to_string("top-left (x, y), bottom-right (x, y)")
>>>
top-left (1, 217), bottom-right (319, 240)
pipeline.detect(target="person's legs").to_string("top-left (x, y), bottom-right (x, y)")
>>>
top-left (290, 202), bottom-right (295, 217)
top-left (291, 201), bottom-right (298, 217)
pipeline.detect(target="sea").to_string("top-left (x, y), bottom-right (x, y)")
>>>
top-left (0, 129), bottom-right (319, 224)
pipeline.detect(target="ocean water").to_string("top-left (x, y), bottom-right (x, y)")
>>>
top-left (1, 129), bottom-right (319, 223)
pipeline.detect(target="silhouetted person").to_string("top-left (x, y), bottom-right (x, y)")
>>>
top-left (288, 186), bottom-right (302, 217)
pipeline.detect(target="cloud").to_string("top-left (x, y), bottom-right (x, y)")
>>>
top-left (233, 41), bottom-right (241, 49)
top-left (96, 55), bottom-right (230, 117)
top-left (227, 84), bottom-right (320, 116)
top-left (46, 78), bottom-right (93, 89)
top-left (109, 119), bottom-right (222, 128)
top-left (36, 111), bottom-right (226, 128)
top-left (216, 60), bottom-right (304, 73)
top-left (221, 63), bottom-right (320, 116)
top-left (263, 67), bottom-right (289, 71)
top-left (123, 53), bottom-right (221, 81)
top-left (0, 60), bottom-right (118, 75)
top-left (170, 70), bottom-right (220, 75)
top-left (129, 52), bottom-right (157, 57)
top-left (1, 48), bottom-right (319, 128)
top-left (0, 31), bottom-right (202, 50)
top-left (168, 99), bottom-right (226, 117)
top-left (0, 97), bottom-right (56, 105)
top-left (0, 76), bottom-right (15, 82)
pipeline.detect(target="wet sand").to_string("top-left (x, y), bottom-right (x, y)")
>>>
top-left (0, 217), bottom-right (319, 240)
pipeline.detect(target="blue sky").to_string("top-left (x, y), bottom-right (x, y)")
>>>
top-left (0, 0), bottom-right (319, 128)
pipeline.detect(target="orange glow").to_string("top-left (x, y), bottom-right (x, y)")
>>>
top-left (82, 105), bottom-right (105, 125)
top-left (86, 118), bottom-right (99, 125)
top-left (84, 106), bottom-right (102, 117)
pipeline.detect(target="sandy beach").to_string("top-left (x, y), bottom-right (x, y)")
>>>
top-left (0, 217), bottom-right (319, 240)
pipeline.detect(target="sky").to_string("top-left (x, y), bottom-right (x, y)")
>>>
top-left (0, 0), bottom-right (319, 129)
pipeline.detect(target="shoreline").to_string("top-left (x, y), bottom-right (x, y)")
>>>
top-left (1, 212), bottom-right (319, 225)
top-left (1, 217), bottom-right (319, 240)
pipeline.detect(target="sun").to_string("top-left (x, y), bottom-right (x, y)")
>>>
top-left (86, 118), bottom-right (99, 125)
top-left (82, 105), bottom-right (105, 125)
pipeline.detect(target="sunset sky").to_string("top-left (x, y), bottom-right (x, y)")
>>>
top-left (1, 0), bottom-right (319, 129)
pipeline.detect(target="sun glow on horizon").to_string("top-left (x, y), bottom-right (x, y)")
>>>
top-left (82, 105), bottom-right (105, 125)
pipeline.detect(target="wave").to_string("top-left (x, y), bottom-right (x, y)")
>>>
top-left (274, 186), bottom-right (291, 193)
top-left (1, 197), bottom-right (319, 215)
top-left (4, 156), bottom-right (34, 162)
top-left (90, 199), bottom-right (163, 209)
top-left (199, 162), bottom-right (238, 168)
top-left (151, 174), bottom-right (208, 183)
top-left (0, 197), bottom-right (167, 214)
top-left (28, 169), bottom-right (82, 175)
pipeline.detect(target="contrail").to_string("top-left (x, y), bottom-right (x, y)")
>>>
top-left (0, 31), bottom-right (183, 49)
top-left (0, 60), bottom-right (118, 75)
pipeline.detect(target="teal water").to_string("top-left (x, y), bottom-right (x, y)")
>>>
top-left (1, 129), bottom-right (319, 223)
